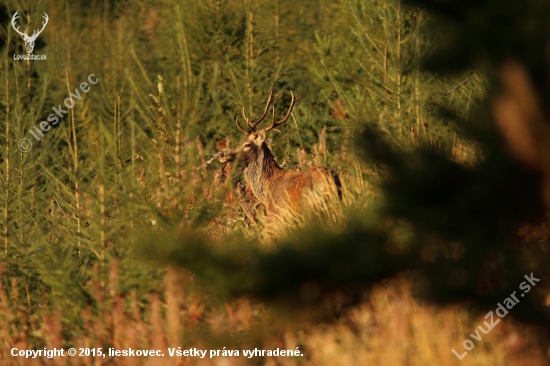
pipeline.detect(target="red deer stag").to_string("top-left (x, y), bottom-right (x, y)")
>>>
top-left (218, 91), bottom-right (339, 215)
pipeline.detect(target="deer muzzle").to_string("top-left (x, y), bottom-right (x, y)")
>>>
top-left (218, 148), bottom-right (239, 163)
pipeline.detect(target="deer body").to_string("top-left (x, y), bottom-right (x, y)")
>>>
top-left (242, 141), bottom-right (333, 213)
top-left (219, 91), bottom-right (337, 215)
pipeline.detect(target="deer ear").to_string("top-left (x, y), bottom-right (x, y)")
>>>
top-left (255, 130), bottom-right (266, 143)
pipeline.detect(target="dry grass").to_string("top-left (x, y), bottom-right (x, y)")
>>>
top-left (0, 0), bottom-right (547, 363)
top-left (0, 264), bottom-right (547, 365)
top-left (0, 77), bottom-right (544, 366)
top-left (292, 277), bottom-right (546, 366)
top-left (258, 165), bottom-right (371, 246)
top-left (0, 123), bottom-right (546, 365)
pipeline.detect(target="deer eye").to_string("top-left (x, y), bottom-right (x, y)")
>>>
top-left (243, 142), bottom-right (252, 149)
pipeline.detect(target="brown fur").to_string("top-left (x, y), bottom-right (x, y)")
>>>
top-left (220, 129), bottom-right (335, 215)
top-left (219, 91), bottom-right (338, 215)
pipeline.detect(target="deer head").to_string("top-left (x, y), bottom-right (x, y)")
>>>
top-left (220, 90), bottom-right (305, 164)
top-left (11, 11), bottom-right (49, 54)
top-left (216, 91), bottom-right (339, 215)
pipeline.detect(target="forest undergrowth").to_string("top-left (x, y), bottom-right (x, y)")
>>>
top-left (0, 0), bottom-right (549, 364)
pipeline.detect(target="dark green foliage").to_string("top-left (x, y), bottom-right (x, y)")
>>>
top-left (1, 0), bottom-right (549, 347)
top-left (136, 0), bottom-right (550, 333)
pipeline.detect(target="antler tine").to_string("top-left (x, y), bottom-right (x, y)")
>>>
top-left (243, 90), bottom-right (282, 131)
top-left (29, 13), bottom-right (48, 40)
top-left (269, 106), bottom-right (276, 130)
top-left (11, 11), bottom-right (28, 37)
top-left (241, 107), bottom-right (249, 124)
top-left (38, 13), bottom-right (48, 32)
top-left (265, 91), bottom-right (306, 132)
top-left (235, 117), bottom-right (249, 134)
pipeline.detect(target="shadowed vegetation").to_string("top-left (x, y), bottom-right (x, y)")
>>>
top-left (0, 0), bottom-right (549, 364)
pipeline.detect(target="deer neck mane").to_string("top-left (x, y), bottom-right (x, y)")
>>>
top-left (244, 143), bottom-right (283, 204)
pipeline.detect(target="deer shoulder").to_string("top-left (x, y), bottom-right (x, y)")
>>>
top-left (218, 91), bottom-right (338, 215)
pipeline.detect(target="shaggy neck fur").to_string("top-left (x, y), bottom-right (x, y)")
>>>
top-left (244, 143), bottom-right (283, 204)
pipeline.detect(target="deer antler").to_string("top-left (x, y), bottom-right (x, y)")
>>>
top-left (28, 13), bottom-right (48, 41)
top-left (242, 90), bottom-right (282, 132)
top-left (265, 91), bottom-right (306, 132)
top-left (235, 116), bottom-right (249, 134)
top-left (11, 11), bottom-right (28, 38)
